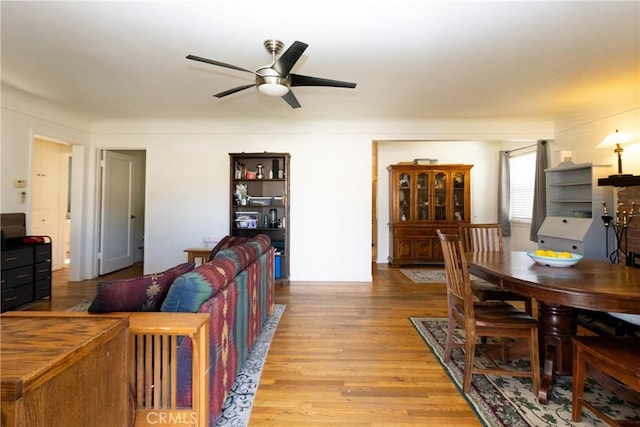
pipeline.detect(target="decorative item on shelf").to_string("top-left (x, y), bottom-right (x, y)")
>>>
top-left (234, 184), bottom-right (248, 205)
top-left (248, 196), bottom-right (271, 206)
top-left (269, 208), bottom-right (278, 228)
top-left (559, 150), bottom-right (574, 167)
top-left (413, 158), bottom-right (438, 165)
top-left (602, 200), bottom-right (635, 263)
top-left (235, 212), bottom-right (259, 229)
top-left (246, 170), bottom-right (257, 180)
top-left (596, 129), bottom-right (636, 177)
top-left (234, 161), bottom-right (244, 179)
top-left (256, 163), bottom-right (263, 179)
top-left (399, 173), bottom-right (410, 189)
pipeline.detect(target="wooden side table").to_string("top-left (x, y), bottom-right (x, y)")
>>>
top-left (128, 312), bottom-right (210, 427)
top-left (184, 247), bottom-right (212, 265)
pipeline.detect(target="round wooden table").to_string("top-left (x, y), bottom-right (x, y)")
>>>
top-left (467, 251), bottom-right (640, 403)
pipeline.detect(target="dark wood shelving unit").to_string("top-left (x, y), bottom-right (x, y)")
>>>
top-left (230, 152), bottom-right (290, 285)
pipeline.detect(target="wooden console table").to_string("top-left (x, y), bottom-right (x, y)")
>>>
top-left (1, 312), bottom-right (130, 427)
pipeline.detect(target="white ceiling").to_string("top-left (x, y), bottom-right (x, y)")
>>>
top-left (2, 1), bottom-right (638, 122)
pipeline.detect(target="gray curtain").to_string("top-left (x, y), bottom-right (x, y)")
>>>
top-left (497, 150), bottom-right (511, 236)
top-left (529, 140), bottom-right (548, 242)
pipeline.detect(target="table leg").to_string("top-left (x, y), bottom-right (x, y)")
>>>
top-left (536, 302), bottom-right (577, 403)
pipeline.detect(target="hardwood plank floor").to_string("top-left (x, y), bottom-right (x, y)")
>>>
top-left (25, 263), bottom-right (480, 426)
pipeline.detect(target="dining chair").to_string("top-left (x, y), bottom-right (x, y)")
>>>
top-left (437, 230), bottom-right (540, 394)
top-left (572, 336), bottom-right (640, 426)
top-left (458, 223), bottom-right (533, 315)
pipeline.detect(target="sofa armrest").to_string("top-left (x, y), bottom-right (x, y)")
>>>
top-left (128, 312), bottom-right (210, 427)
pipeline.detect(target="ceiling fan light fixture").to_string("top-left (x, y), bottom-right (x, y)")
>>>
top-left (257, 75), bottom-right (289, 97)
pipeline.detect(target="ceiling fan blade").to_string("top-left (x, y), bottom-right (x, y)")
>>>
top-left (186, 54), bottom-right (257, 75)
top-left (290, 73), bottom-right (357, 89)
top-left (282, 90), bottom-right (301, 109)
top-left (214, 84), bottom-right (256, 98)
top-left (272, 41), bottom-right (308, 76)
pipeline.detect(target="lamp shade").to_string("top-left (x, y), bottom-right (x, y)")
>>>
top-left (258, 83), bottom-right (289, 97)
top-left (597, 129), bottom-right (635, 148)
top-left (257, 74), bottom-right (290, 97)
top-left (596, 129), bottom-right (636, 176)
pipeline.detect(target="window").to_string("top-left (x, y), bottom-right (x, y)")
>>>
top-left (509, 150), bottom-right (536, 223)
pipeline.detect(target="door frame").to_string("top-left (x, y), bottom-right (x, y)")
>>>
top-left (95, 149), bottom-right (146, 277)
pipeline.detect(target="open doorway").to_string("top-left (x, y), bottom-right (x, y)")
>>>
top-left (31, 137), bottom-right (72, 271)
top-left (97, 149), bottom-right (146, 275)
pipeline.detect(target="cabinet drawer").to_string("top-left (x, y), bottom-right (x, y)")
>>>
top-left (2, 283), bottom-right (34, 311)
top-left (396, 226), bottom-right (458, 237)
top-left (2, 247), bottom-right (33, 270)
top-left (1, 265), bottom-right (34, 288)
top-left (35, 279), bottom-right (51, 299)
top-left (538, 236), bottom-right (584, 254)
top-left (34, 243), bottom-right (52, 262)
top-left (35, 260), bottom-right (52, 280)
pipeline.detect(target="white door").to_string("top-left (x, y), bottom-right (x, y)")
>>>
top-left (99, 151), bottom-right (135, 275)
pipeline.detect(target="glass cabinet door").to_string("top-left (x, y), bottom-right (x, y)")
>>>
top-left (453, 171), bottom-right (466, 222)
top-left (434, 172), bottom-right (447, 221)
top-left (398, 172), bottom-right (411, 221)
top-left (416, 172), bottom-right (429, 221)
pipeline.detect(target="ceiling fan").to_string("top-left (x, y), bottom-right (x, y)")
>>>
top-left (186, 39), bottom-right (357, 109)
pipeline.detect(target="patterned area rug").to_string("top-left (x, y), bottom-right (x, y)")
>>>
top-left (216, 304), bottom-right (284, 426)
top-left (401, 268), bottom-right (447, 283)
top-left (66, 301), bottom-right (92, 311)
top-left (402, 268), bottom-right (479, 283)
top-left (409, 317), bottom-right (640, 426)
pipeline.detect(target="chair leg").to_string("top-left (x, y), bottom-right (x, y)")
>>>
top-left (525, 298), bottom-right (533, 316)
top-left (501, 337), bottom-right (510, 364)
top-left (572, 345), bottom-right (585, 422)
top-left (463, 331), bottom-right (476, 392)
top-left (444, 316), bottom-right (456, 363)
top-left (529, 328), bottom-right (540, 396)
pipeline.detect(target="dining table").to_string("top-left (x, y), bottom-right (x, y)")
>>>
top-left (466, 250), bottom-right (640, 403)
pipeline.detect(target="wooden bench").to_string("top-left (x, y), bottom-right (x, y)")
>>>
top-left (572, 336), bottom-right (640, 426)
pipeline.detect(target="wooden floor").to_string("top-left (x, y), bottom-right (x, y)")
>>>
top-left (27, 263), bottom-right (481, 426)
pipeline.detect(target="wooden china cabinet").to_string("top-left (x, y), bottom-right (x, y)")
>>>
top-left (387, 163), bottom-right (473, 266)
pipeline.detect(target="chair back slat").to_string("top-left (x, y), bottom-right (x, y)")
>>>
top-left (459, 223), bottom-right (503, 253)
top-left (437, 230), bottom-right (474, 320)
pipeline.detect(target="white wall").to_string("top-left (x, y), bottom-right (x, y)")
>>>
top-left (86, 119), bottom-right (553, 281)
top-left (2, 84), bottom-right (576, 281)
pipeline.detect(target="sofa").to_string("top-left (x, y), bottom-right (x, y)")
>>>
top-left (88, 233), bottom-right (275, 425)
